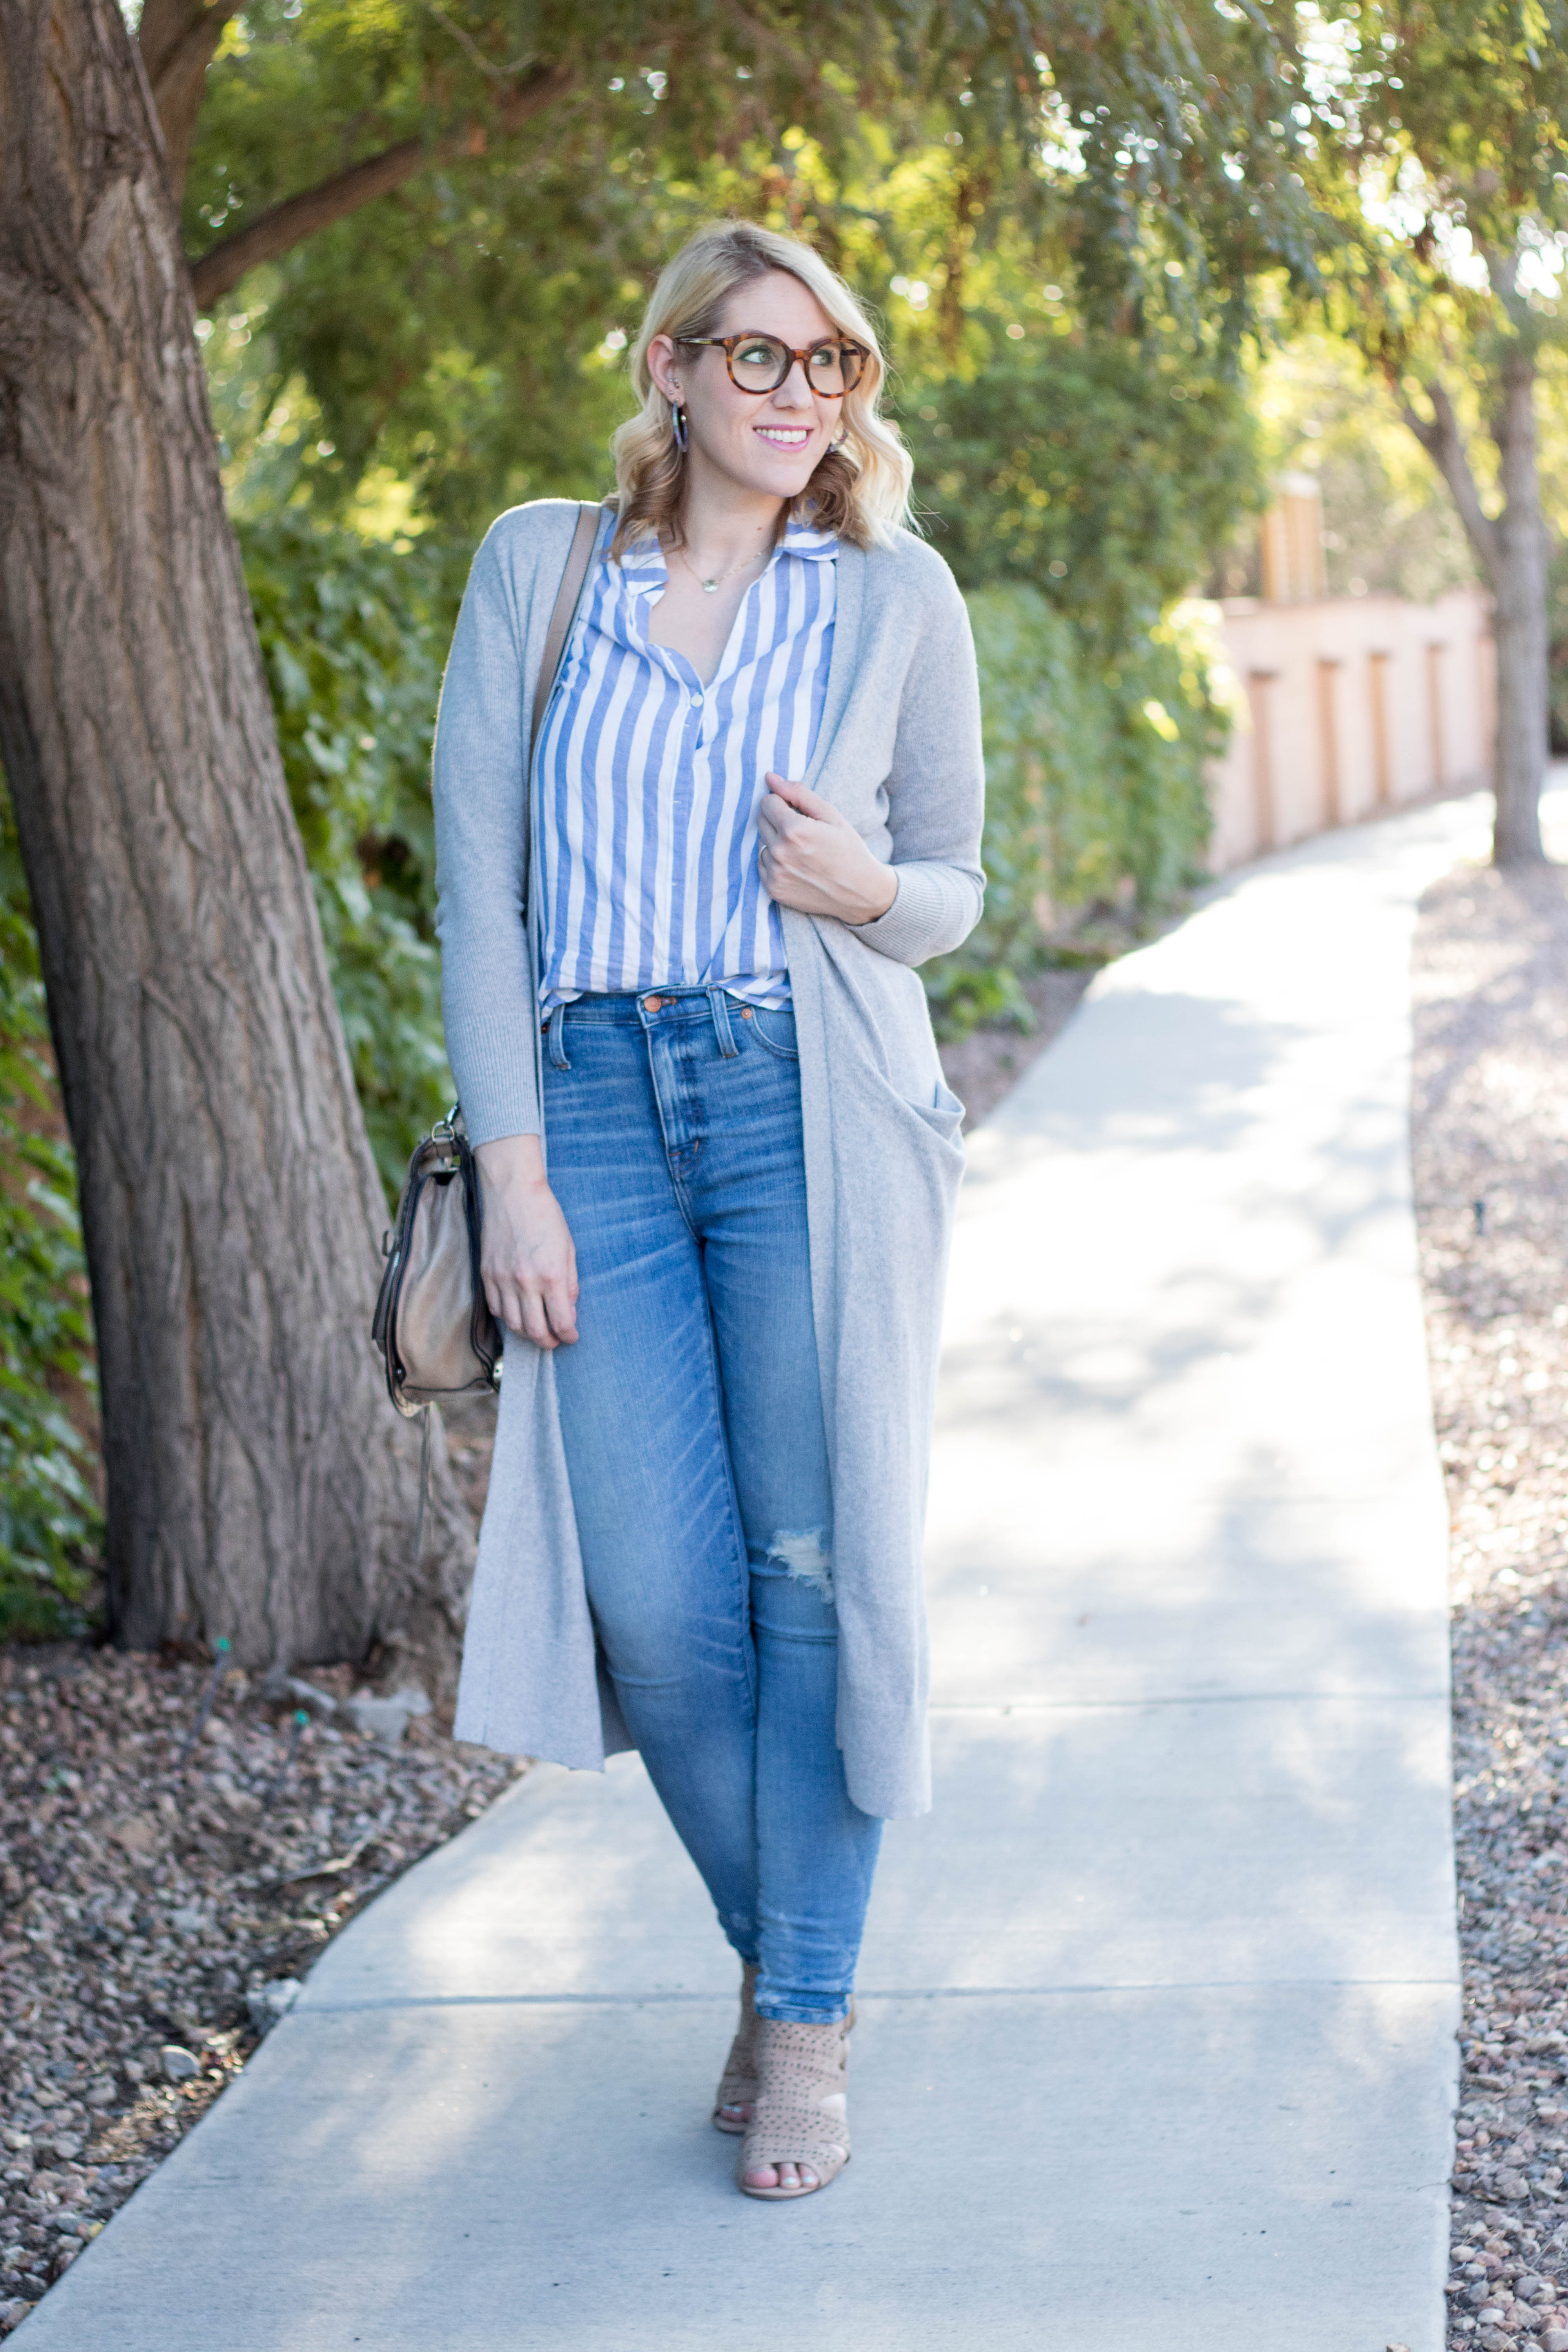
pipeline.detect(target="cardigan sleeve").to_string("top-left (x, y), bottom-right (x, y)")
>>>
top-left (848, 559), bottom-right (986, 967)
top-left (432, 528), bottom-right (542, 1146)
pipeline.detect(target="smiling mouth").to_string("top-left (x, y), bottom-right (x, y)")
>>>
top-left (755, 425), bottom-right (813, 448)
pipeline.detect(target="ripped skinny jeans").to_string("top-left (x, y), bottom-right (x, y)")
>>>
top-left (543, 987), bottom-right (883, 2024)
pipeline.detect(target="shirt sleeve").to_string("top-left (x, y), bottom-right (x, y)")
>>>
top-left (848, 562), bottom-right (986, 967)
top-left (432, 528), bottom-right (543, 1146)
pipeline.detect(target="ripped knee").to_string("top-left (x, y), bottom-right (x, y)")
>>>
top-left (759, 1528), bottom-right (834, 1602)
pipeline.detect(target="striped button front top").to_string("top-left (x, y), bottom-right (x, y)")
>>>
top-left (534, 508), bottom-right (838, 1010)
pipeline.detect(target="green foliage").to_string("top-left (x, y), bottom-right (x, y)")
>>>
top-left (239, 516), bottom-right (464, 1200)
top-left (925, 586), bottom-right (1226, 1039)
top-left (0, 802), bottom-right (100, 1639)
top-left (1300, 1), bottom-right (1568, 555)
top-left (1310, 0), bottom-right (1568, 298)
top-left (182, 0), bottom-right (1319, 539)
top-left (897, 340), bottom-right (1251, 1037)
top-left (903, 338), bottom-right (1264, 645)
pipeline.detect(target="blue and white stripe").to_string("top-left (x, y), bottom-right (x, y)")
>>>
top-left (534, 508), bottom-right (837, 1009)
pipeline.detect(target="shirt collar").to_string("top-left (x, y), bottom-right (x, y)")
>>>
top-left (616, 513), bottom-right (839, 593)
top-left (780, 515), bottom-right (839, 560)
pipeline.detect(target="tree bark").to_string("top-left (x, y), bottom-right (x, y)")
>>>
top-left (1398, 341), bottom-right (1548, 868)
top-left (0, 0), bottom-right (475, 1693)
top-left (1487, 342), bottom-right (1550, 866)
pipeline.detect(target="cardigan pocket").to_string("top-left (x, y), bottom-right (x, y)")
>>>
top-left (911, 1080), bottom-right (964, 1141)
top-left (887, 1078), bottom-right (966, 1202)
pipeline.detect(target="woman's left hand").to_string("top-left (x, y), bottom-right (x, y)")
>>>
top-left (758, 775), bottom-right (898, 927)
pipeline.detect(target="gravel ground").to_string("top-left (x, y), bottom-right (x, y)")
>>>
top-left (0, 1642), bottom-right (521, 2336)
top-left (1413, 854), bottom-right (1568, 2348)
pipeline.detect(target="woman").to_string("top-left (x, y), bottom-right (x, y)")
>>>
top-left (433, 220), bottom-right (984, 2199)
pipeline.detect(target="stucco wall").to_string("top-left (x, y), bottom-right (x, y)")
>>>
top-left (1207, 587), bottom-right (1494, 871)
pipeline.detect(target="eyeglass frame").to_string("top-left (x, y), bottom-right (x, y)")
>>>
top-left (674, 332), bottom-right (871, 397)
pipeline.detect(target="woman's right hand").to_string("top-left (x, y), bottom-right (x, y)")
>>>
top-left (475, 1134), bottom-right (579, 1349)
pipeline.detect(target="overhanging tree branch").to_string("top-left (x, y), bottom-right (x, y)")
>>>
top-left (188, 60), bottom-right (572, 310)
top-left (1396, 374), bottom-right (1501, 581)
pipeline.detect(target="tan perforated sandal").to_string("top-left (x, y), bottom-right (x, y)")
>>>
top-left (712, 1962), bottom-right (759, 2134)
top-left (737, 2010), bottom-right (853, 2200)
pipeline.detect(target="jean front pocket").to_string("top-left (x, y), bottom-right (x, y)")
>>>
top-left (741, 1005), bottom-right (799, 1063)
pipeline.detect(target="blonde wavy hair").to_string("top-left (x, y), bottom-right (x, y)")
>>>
top-left (610, 221), bottom-right (912, 559)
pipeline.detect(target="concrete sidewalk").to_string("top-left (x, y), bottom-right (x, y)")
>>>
top-left (20, 797), bottom-right (1481, 2350)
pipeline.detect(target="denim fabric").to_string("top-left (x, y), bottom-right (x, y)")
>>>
top-left (543, 987), bottom-right (883, 2022)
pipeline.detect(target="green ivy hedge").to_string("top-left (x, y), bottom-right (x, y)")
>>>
top-left (929, 585), bottom-right (1225, 1037)
top-left (0, 804), bottom-right (100, 1637)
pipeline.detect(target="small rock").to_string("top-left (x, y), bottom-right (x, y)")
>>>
top-left (83, 2080), bottom-right (116, 2110)
top-left (1496, 2169), bottom-right (1530, 2200)
top-left (1542, 2331), bottom-right (1568, 2351)
top-left (107, 1817), bottom-right (158, 1858)
top-left (159, 2047), bottom-right (198, 2085)
top-left (245, 1980), bottom-right (301, 2037)
top-left (340, 1686), bottom-right (430, 1749)
top-left (0, 2136), bottom-right (27, 2157)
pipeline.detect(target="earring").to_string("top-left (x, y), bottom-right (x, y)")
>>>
top-left (671, 402), bottom-right (688, 453)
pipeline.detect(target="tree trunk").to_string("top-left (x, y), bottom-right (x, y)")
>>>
top-left (1488, 342), bottom-right (1550, 866)
top-left (0, 0), bottom-right (475, 1694)
top-left (1399, 323), bottom-right (1550, 869)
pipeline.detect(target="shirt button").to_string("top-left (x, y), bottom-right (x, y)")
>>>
top-left (690, 692), bottom-right (702, 709)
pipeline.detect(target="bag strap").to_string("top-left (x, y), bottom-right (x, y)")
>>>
top-left (530, 501), bottom-right (602, 762)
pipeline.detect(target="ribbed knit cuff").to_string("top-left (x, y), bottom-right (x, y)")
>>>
top-left (848, 865), bottom-right (962, 966)
top-left (448, 1015), bottom-right (543, 1148)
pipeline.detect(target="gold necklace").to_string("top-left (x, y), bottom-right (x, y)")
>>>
top-left (674, 540), bottom-right (768, 595)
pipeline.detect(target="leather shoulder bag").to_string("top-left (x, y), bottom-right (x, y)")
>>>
top-left (371, 498), bottom-right (603, 1419)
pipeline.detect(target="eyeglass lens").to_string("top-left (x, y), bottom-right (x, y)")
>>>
top-left (730, 336), bottom-right (862, 394)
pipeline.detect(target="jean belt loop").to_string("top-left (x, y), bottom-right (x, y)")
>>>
top-left (708, 985), bottom-right (739, 1059)
top-left (546, 1003), bottom-right (570, 1071)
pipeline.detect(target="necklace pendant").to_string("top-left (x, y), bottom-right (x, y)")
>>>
top-left (701, 579), bottom-right (719, 594)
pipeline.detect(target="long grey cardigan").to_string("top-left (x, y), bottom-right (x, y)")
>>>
top-left (434, 497), bottom-right (985, 1819)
